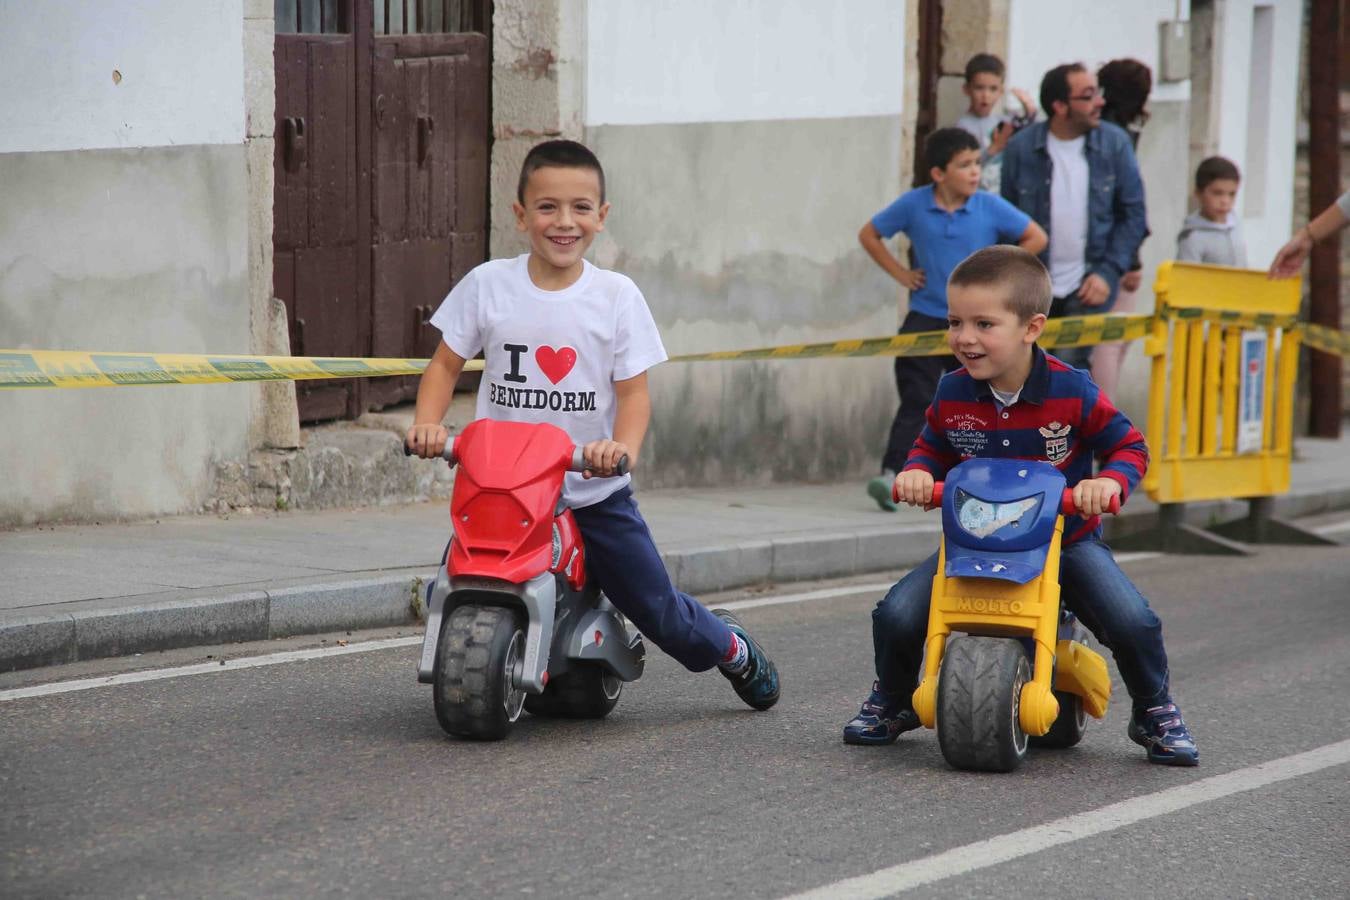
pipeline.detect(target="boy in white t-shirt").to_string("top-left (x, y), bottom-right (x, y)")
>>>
top-left (406, 140), bottom-right (780, 711)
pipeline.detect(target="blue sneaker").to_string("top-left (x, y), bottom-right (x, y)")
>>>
top-left (843, 681), bottom-right (921, 745)
top-left (712, 610), bottom-right (780, 710)
top-left (1129, 700), bottom-right (1199, 766)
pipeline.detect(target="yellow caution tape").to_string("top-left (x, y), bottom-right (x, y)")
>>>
top-left (1304, 323), bottom-right (1350, 358)
top-left (669, 314), bottom-right (1155, 362)
top-left (1161, 305), bottom-right (1301, 329)
top-left (2, 312), bottom-right (1342, 391)
top-left (0, 350), bottom-right (482, 389)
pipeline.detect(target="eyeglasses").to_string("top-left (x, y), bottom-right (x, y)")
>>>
top-left (1068, 88), bottom-right (1105, 103)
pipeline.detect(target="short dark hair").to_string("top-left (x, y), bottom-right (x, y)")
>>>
top-left (948, 246), bottom-right (1053, 321)
top-left (1098, 58), bottom-right (1153, 128)
top-left (925, 127), bottom-right (981, 173)
top-left (1195, 156), bottom-right (1241, 191)
top-left (1040, 63), bottom-right (1088, 119)
top-left (964, 53), bottom-right (1005, 83)
top-left (516, 139), bottom-right (606, 204)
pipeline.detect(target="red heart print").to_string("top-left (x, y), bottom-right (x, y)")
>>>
top-left (535, 346), bottom-right (577, 384)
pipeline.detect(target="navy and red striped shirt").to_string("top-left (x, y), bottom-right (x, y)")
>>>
top-left (903, 345), bottom-right (1149, 544)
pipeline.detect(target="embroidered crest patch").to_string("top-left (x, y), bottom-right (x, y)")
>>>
top-left (1038, 421), bottom-right (1072, 463)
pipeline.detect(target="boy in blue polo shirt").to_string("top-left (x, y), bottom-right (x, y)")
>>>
top-left (859, 128), bottom-right (1046, 511)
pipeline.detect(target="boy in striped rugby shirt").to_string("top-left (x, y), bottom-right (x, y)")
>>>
top-left (843, 246), bottom-right (1198, 767)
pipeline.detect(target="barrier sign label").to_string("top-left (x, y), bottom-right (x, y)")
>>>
top-left (1237, 330), bottom-right (1267, 455)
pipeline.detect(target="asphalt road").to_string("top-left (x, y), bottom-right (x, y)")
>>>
top-left (3, 532), bottom-right (1349, 899)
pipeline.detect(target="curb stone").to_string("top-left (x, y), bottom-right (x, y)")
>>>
top-left (3, 487), bottom-right (1345, 674)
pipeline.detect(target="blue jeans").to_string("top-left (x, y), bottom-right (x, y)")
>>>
top-left (872, 539), bottom-right (1170, 708)
top-left (572, 486), bottom-right (733, 672)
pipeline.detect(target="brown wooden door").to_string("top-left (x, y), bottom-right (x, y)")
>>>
top-left (367, 32), bottom-right (489, 409)
top-left (274, 25), bottom-right (366, 421)
top-left (273, 0), bottom-right (490, 422)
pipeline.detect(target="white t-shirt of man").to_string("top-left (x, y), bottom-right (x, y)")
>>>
top-left (1045, 133), bottom-right (1090, 297)
top-left (430, 254), bottom-right (669, 509)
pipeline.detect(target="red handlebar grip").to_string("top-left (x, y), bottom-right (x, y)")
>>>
top-left (1060, 488), bottom-right (1121, 515)
top-left (892, 480), bottom-right (944, 507)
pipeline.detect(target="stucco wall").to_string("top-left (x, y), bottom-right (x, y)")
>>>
top-left (0, 1), bottom-right (253, 525)
top-left (580, 0), bottom-right (912, 486)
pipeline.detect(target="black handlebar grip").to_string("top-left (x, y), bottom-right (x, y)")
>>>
top-left (615, 455), bottom-right (630, 477)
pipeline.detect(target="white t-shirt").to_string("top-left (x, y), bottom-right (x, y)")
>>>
top-left (1045, 133), bottom-right (1090, 297)
top-left (430, 254), bottom-right (669, 508)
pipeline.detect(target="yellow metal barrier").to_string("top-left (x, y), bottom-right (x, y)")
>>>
top-left (1142, 262), bottom-right (1302, 505)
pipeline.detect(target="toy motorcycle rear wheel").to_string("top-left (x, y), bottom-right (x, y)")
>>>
top-left (433, 604), bottom-right (527, 740)
top-left (937, 636), bottom-right (1031, 772)
top-left (1031, 689), bottom-right (1088, 748)
top-left (524, 664), bottom-right (622, 719)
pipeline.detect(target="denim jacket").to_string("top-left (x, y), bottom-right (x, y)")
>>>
top-left (1000, 120), bottom-right (1147, 309)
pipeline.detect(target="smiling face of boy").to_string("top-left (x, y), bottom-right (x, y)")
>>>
top-left (513, 165), bottom-right (610, 290)
top-left (946, 282), bottom-right (1045, 393)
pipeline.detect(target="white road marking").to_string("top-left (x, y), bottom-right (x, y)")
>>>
top-left (0, 636), bottom-right (422, 702)
top-left (783, 738), bottom-right (1350, 900)
top-left (717, 582), bottom-right (898, 612)
top-left (1314, 518), bottom-right (1350, 535)
top-left (1110, 551), bottom-right (1160, 564)
top-left (0, 553), bottom-right (1160, 702)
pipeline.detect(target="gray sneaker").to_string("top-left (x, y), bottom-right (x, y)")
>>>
top-left (867, 473), bottom-right (898, 512)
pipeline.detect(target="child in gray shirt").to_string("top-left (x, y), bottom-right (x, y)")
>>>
top-left (1177, 156), bottom-right (1248, 267)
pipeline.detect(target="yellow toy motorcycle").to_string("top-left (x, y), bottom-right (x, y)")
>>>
top-left (901, 458), bottom-right (1118, 772)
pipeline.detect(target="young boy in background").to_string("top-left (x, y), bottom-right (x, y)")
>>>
top-left (1176, 156), bottom-right (1248, 267)
top-left (844, 246), bottom-right (1199, 767)
top-left (859, 128), bottom-right (1047, 511)
top-left (954, 53), bottom-right (1038, 193)
top-left (408, 140), bottom-right (780, 712)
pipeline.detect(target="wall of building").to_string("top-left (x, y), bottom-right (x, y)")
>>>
top-left (0, 1), bottom-right (254, 526)
top-left (1002, 0), bottom-right (1194, 423)
top-left (578, 0), bottom-right (913, 486)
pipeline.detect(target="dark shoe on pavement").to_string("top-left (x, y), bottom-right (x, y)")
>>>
top-left (867, 474), bottom-right (898, 512)
top-left (843, 681), bottom-right (921, 745)
top-left (1128, 700), bottom-right (1199, 766)
top-left (712, 610), bottom-right (780, 710)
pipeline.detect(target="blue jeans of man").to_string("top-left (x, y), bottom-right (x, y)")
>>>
top-left (871, 539), bottom-right (1170, 708)
top-left (572, 486), bottom-right (733, 672)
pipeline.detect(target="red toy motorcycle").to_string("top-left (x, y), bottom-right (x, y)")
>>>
top-left (411, 419), bottom-right (645, 740)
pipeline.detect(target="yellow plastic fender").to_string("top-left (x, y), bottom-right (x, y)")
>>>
top-left (1053, 639), bottom-right (1111, 719)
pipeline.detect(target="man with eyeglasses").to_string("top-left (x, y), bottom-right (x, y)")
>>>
top-left (1000, 63), bottom-right (1147, 372)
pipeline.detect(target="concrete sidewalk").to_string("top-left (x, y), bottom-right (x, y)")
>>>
top-left (4, 434), bottom-right (1349, 671)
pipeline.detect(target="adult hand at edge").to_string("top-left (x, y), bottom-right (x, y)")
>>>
top-left (1268, 230), bottom-right (1313, 279)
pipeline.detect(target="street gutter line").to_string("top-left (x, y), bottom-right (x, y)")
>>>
top-left (0, 554), bottom-right (1159, 703)
top-left (782, 738), bottom-right (1350, 900)
top-left (1314, 517), bottom-right (1350, 534)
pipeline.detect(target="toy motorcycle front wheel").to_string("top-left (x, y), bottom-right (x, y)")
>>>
top-left (433, 604), bottom-right (527, 741)
top-left (937, 636), bottom-right (1030, 772)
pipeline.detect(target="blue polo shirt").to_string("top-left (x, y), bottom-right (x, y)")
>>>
top-left (871, 186), bottom-right (1031, 319)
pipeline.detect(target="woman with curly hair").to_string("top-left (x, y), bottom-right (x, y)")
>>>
top-left (1091, 58), bottom-right (1153, 399)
